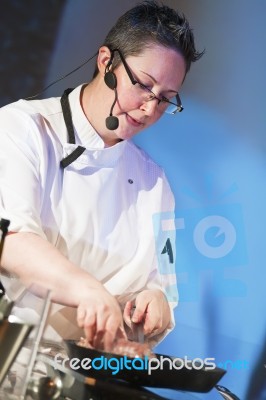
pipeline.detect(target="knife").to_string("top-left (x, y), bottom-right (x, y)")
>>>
top-left (130, 305), bottom-right (145, 343)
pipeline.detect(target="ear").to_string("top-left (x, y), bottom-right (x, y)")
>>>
top-left (97, 46), bottom-right (113, 77)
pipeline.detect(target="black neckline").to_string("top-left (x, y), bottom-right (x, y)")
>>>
top-left (60, 88), bottom-right (85, 168)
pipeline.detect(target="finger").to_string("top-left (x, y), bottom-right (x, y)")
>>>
top-left (123, 300), bottom-right (133, 327)
top-left (82, 312), bottom-right (97, 344)
top-left (93, 330), bottom-right (105, 350)
top-left (83, 325), bottom-right (96, 345)
top-left (143, 312), bottom-right (163, 336)
top-left (102, 325), bottom-right (117, 352)
top-left (86, 309), bottom-right (116, 351)
top-left (77, 307), bottom-right (86, 327)
top-left (117, 325), bottom-right (127, 340)
top-left (148, 327), bottom-right (162, 338)
top-left (92, 310), bottom-right (109, 350)
top-left (103, 317), bottom-right (124, 352)
top-left (131, 302), bottom-right (147, 323)
top-left (103, 330), bottom-right (114, 352)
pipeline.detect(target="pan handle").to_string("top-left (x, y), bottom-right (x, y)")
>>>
top-left (215, 384), bottom-right (241, 400)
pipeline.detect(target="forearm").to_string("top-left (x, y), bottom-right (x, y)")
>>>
top-left (1, 232), bottom-right (103, 306)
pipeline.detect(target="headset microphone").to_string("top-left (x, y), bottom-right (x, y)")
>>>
top-left (105, 89), bottom-right (119, 130)
top-left (104, 63), bottom-right (119, 130)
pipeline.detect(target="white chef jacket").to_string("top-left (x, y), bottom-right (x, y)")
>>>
top-left (0, 85), bottom-right (177, 345)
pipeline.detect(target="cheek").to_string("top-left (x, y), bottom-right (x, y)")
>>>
top-left (115, 76), bottom-right (140, 112)
top-left (116, 92), bottom-right (139, 112)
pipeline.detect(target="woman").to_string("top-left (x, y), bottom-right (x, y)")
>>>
top-left (0, 1), bottom-right (203, 350)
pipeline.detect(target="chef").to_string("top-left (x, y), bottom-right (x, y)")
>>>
top-left (0, 0), bottom-right (203, 350)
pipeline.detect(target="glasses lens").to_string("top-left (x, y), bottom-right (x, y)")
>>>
top-left (165, 102), bottom-right (178, 115)
top-left (164, 95), bottom-right (183, 114)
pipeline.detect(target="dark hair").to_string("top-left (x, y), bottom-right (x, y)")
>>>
top-left (93, 0), bottom-right (204, 78)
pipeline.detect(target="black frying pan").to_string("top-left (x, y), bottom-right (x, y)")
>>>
top-left (64, 340), bottom-right (226, 393)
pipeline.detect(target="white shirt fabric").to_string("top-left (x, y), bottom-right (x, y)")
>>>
top-left (0, 85), bottom-right (178, 345)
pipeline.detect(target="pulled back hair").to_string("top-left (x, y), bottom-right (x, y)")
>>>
top-left (93, 0), bottom-right (204, 78)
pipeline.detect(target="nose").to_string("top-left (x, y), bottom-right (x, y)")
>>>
top-left (140, 98), bottom-right (159, 117)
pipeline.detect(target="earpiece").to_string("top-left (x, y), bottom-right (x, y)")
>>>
top-left (104, 70), bottom-right (117, 90)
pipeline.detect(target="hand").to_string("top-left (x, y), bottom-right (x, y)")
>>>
top-left (77, 287), bottom-right (126, 351)
top-left (123, 289), bottom-right (171, 339)
top-left (1, 231), bottom-right (127, 350)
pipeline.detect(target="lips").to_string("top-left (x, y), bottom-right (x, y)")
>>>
top-left (126, 113), bottom-right (143, 127)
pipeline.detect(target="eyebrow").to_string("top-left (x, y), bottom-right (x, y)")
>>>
top-left (140, 70), bottom-right (178, 94)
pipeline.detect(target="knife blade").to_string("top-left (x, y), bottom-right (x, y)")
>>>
top-left (130, 305), bottom-right (145, 343)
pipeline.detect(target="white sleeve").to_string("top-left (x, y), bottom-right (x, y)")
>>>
top-left (0, 105), bottom-right (47, 238)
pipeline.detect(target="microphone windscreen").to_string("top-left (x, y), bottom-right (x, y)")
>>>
top-left (106, 115), bottom-right (119, 130)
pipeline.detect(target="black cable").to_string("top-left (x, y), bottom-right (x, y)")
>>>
top-left (25, 51), bottom-right (98, 100)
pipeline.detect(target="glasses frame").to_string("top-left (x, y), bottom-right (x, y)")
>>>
top-left (110, 49), bottom-right (184, 114)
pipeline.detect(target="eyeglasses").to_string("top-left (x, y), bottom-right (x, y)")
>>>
top-left (112, 49), bottom-right (183, 115)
